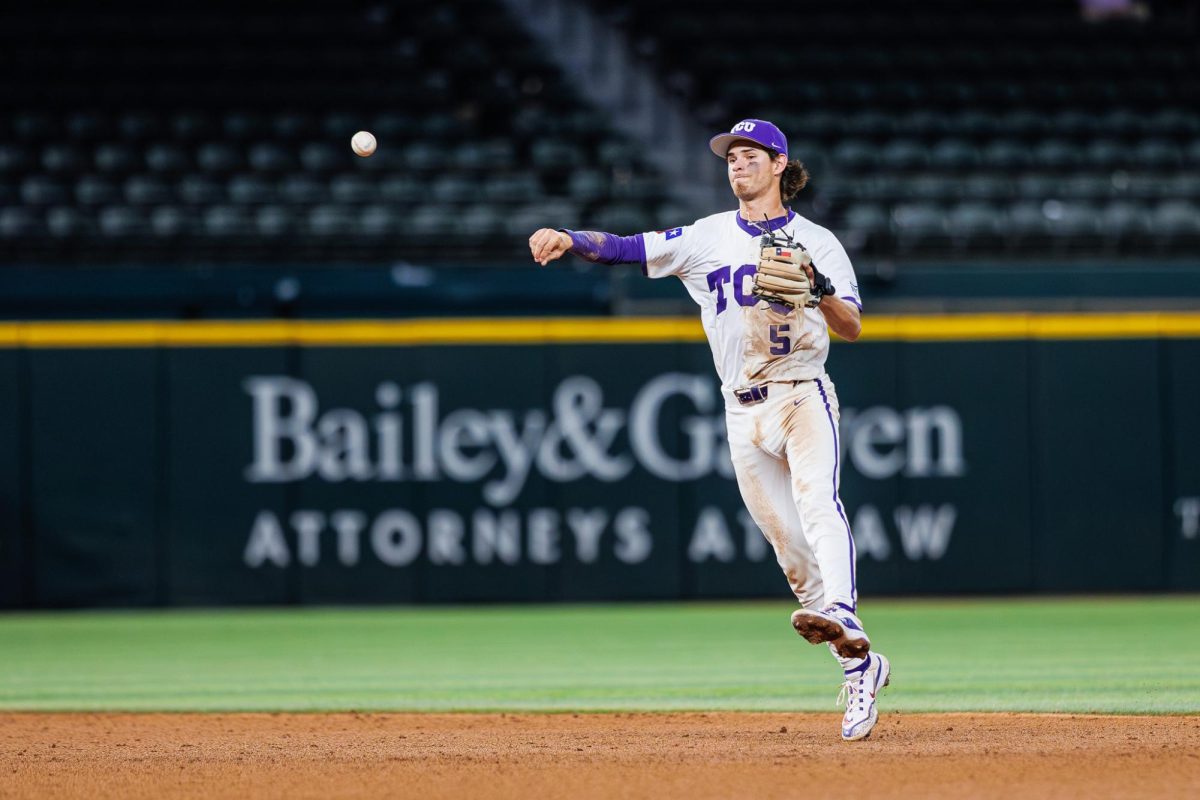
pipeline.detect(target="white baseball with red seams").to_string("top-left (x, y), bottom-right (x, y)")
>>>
top-left (640, 208), bottom-right (861, 613)
top-left (351, 130), bottom-right (376, 157)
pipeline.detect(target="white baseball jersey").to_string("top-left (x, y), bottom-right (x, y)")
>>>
top-left (640, 210), bottom-right (861, 403)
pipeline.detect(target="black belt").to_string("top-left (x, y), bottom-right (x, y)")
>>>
top-left (733, 385), bottom-right (770, 405)
top-left (733, 379), bottom-right (812, 406)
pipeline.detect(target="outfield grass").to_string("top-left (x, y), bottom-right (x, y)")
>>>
top-left (0, 597), bottom-right (1197, 713)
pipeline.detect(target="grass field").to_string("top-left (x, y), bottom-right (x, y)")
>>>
top-left (1, 596), bottom-right (1197, 714)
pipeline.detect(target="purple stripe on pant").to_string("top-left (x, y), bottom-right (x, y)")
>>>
top-left (815, 377), bottom-right (857, 610)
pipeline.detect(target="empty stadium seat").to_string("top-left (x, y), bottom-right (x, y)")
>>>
top-left (308, 205), bottom-right (356, 237)
top-left (359, 205), bottom-right (396, 238)
top-left (196, 143), bottom-right (243, 175)
top-left (831, 140), bottom-right (878, 171)
top-left (0, 144), bottom-right (30, 175)
top-left (406, 206), bottom-right (457, 237)
top-left (880, 139), bottom-right (928, 170)
top-left (145, 144), bottom-right (191, 174)
top-left (94, 144), bottom-right (139, 174)
top-left (330, 175), bottom-right (375, 205)
top-left (457, 140), bottom-right (517, 172)
top-left (46, 206), bottom-right (92, 238)
top-left (223, 113), bottom-right (269, 141)
top-left (1152, 201), bottom-right (1200, 236)
top-left (247, 143), bottom-right (296, 173)
top-left (1043, 201), bottom-right (1099, 237)
top-left (460, 205), bottom-right (504, 236)
top-left (1134, 139), bottom-right (1183, 169)
top-left (568, 170), bottom-right (609, 202)
top-left (98, 206), bottom-right (148, 237)
top-left (505, 203), bottom-right (579, 237)
top-left (1034, 140), bottom-right (1083, 170)
top-left (962, 174), bottom-right (1012, 201)
top-left (118, 112), bottom-right (165, 142)
top-left (378, 176), bottom-right (422, 204)
top-left (11, 113), bottom-right (54, 143)
top-left (0, 208), bottom-right (41, 238)
top-left (1099, 202), bottom-right (1151, 240)
top-left (228, 175), bottom-right (275, 205)
top-left (948, 202), bottom-right (1003, 247)
top-left (981, 140), bottom-right (1032, 170)
top-left (150, 207), bottom-right (194, 238)
top-left (299, 143), bottom-right (342, 174)
top-left (42, 145), bottom-right (86, 175)
top-left (178, 175), bottom-right (224, 205)
top-left (124, 175), bottom-right (172, 206)
top-left (278, 175), bottom-right (326, 205)
top-left (430, 175), bottom-right (475, 205)
top-left (1008, 201), bottom-right (1050, 239)
top-left (844, 204), bottom-right (890, 239)
top-left (929, 139), bottom-right (980, 170)
top-left (483, 174), bottom-right (541, 204)
top-left (204, 205), bottom-right (251, 237)
top-left (531, 140), bottom-right (586, 171)
top-left (20, 176), bottom-right (68, 206)
top-left (253, 206), bottom-right (294, 238)
top-left (75, 176), bottom-right (120, 207)
top-left (591, 204), bottom-right (644, 234)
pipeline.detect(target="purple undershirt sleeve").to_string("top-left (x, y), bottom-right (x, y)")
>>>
top-left (560, 230), bottom-right (647, 266)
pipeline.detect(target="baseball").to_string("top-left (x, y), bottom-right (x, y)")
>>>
top-left (351, 130), bottom-right (377, 157)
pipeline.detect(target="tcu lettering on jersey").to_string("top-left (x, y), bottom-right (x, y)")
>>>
top-left (706, 264), bottom-right (756, 313)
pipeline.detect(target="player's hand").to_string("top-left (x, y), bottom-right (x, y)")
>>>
top-left (529, 229), bottom-right (573, 266)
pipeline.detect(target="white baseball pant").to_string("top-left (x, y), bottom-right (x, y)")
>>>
top-left (725, 375), bottom-right (858, 611)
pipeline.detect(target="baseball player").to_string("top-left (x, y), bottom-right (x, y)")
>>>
top-left (529, 119), bottom-right (889, 741)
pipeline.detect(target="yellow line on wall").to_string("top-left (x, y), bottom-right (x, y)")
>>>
top-left (2, 312), bottom-right (1200, 348)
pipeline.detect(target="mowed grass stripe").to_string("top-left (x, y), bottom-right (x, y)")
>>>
top-left (0, 598), bottom-right (1196, 713)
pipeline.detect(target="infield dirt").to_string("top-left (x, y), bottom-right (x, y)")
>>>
top-left (3, 712), bottom-right (1198, 799)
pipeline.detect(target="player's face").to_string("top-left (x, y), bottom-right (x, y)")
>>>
top-left (726, 144), bottom-right (785, 202)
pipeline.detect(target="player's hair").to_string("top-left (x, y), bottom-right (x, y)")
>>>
top-left (778, 157), bottom-right (810, 202)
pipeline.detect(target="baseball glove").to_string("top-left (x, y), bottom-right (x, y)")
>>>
top-left (752, 234), bottom-right (835, 309)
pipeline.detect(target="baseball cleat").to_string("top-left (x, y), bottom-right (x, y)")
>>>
top-left (790, 605), bottom-right (871, 659)
top-left (838, 652), bottom-right (891, 742)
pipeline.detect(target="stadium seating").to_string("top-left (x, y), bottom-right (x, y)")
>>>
top-left (0, 0), bottom-right (673, 265)
top-left (1, 0), bottom-right (1197, 265)
top-left (597, 0), bottom-right (1200, 257)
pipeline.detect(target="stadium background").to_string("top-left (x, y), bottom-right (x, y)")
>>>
top-left (2, 2), bottom-right (1200, 797)
top-left (2, 0), bottom-right (1198, 608)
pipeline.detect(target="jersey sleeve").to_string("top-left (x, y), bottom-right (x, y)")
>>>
top-left (809, 233), bottom-right (862, 310)
top-left (641, 224), bottom-right (701, 280)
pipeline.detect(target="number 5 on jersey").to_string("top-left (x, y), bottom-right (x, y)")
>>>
top-left (770, 323), bottom-right (791, 355)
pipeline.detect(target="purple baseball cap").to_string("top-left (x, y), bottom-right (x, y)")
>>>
top-left (709, 119), bottom-right (788, 158)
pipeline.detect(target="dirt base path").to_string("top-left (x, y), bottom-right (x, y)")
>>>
top-left (3, 712), bottom-right (1199, 799)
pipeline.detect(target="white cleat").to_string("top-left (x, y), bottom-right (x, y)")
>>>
top-left (791, 605), bottom-right (871, 659)
top-left (838, 652), bottom-right (891, 742)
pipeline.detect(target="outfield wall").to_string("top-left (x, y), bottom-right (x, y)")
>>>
top-left (1, 313), bottom-right (1199, 607)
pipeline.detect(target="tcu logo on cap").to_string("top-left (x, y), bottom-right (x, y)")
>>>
top-left (731, 121), bottom-right (757, 133)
